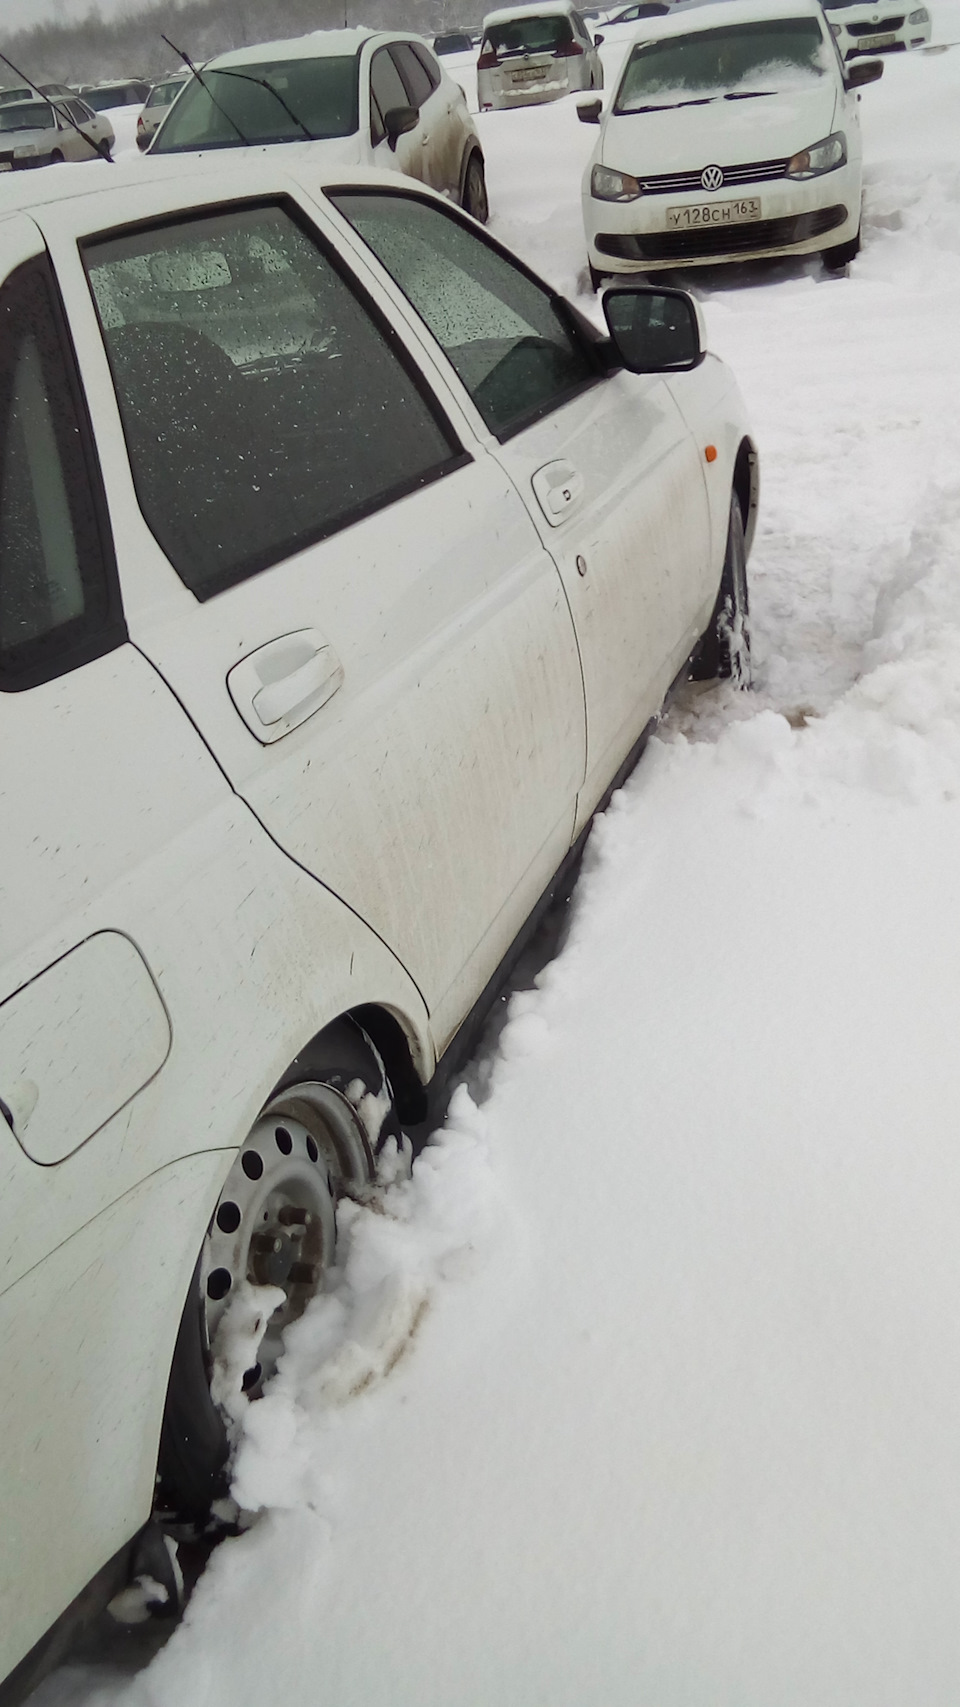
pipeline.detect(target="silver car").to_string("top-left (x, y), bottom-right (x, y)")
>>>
top-left (0, 97), bottom-right (114, 168)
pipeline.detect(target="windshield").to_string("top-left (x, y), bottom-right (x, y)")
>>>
top-left (0, 87), bottom-right (33, 106)
top-left (82, 87), bottom-right (130, 110)
top-left (0, 102), bottom-right (55, 132)
top-left (615, 17), bottom-right (830, 108)
top-left (482, 14), bottom-right (575, 55)
top-left (149, 78), bottom-right (188, 107)
top-left (152, 55), bottom-right (360, 150)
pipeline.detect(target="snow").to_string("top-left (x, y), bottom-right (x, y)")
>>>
top-left (30, 14), bottom-right (960, 1707)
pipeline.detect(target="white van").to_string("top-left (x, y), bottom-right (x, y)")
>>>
top-left (477, 0), bottom-right (604, 108)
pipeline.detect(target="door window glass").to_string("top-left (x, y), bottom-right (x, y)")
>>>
top-left (330, 191), bottom-right (596, 439)
top-left (83, 202), bottom-right (463, 600)
top-left (390, 42), bottom-right (435, 108)
top-left (0, 257), bottom-right (123, 690)
top-left (411, 45), bottom-right (443, 92)
top-left (370, 48), bottom-right (411, 136)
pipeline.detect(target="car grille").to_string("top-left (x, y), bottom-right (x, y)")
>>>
top-left (633, 157), bottom-right (789, 194)
top-left (846, 13), bottom-right (904, 30)
top-left (596, 205), bottom-right (847, 262)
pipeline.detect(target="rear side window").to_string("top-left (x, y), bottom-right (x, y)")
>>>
top-left (330, 191), bottom-right (596, 440)
top-left (390, 43), bottom-right (437, 108)
top-left (0, 256), bottom-right (124, 690)
top-left (83, 201), bottom-right (465, 599)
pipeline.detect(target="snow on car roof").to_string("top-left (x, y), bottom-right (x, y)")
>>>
top-left (616, 0), bottom-right (825, 36)
top-left (204, 28), bottom-right (377, 67)
top-left (482, 0), bottom-right (579, 26)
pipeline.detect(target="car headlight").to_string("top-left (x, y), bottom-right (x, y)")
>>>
top-left (12, 144), bottom-right (39, 158)
top-left (591, 163), bottom-right (642, 201)
top-left (785, 131), bottom-right (846, 179)
top-left (907, 7), bottom-right (928, 20)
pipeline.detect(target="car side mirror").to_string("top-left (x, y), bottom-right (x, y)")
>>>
top-left (593, 32), bottom-right (605, 44)
top-left (602, 286), bottom-right (704, 372)
top-left (845, 58), bottom-right (883, 87)
top-left (577, 96), bottom-right (602, 123)
top-left (383, 105), bottom-right (419, 149)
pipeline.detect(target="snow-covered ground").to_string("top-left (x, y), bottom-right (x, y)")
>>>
top-left (33, 17), bottom-right (960, 1707)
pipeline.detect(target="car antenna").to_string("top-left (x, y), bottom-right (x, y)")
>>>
top-left (0, 48), bottom-right (114, 161)
top-left (160, 33), bottom-right (252, 145)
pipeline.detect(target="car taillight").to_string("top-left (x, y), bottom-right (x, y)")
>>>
top-left (554, 40), bottom-right (584, 55)
top-left (136, 114), bottom-right (144, 129)
top-left (477, 48), bottom-right (500, 68)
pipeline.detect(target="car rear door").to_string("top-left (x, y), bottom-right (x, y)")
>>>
top-left (327, 187), bottom-right (714, 831)
top-left (38, 180), bottom-right (586, 1050)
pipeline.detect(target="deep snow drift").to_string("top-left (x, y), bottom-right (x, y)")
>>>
top-left (33, 16), bottom-right (960, 1707)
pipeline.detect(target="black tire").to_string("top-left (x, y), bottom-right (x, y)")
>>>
top-left (156, 1018), bottom-right (402, 1521)
top-left (689, 489), bottom-right (751, 685)
top-left (588, 261), bottom-right (606, 293)
top-left (461, 151), bottom-right (489, 224)
top-left (821, 225), bottom-right (861, 271)
top-left (49, 150), bottom-right (63, 164)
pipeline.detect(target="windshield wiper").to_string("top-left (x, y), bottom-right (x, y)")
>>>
top-left (161, 33), bottom-right (252, 145)
top-left (206, 67), bottom-right (316, 141)
top-left (724, 88), bottom-right (777, 99)
top-left (625, 95), bottom-right (717, 111)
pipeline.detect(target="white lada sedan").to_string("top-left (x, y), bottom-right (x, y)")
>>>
top-left (0, 154), bottom-right (755, 1700)
top-left (580, 0), bottom-right (883, 280)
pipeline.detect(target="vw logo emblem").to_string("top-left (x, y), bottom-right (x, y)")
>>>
top-left (701, 164), bottom-right (724, 191)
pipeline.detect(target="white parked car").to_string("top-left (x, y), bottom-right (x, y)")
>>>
top-left (149, 29), bottom-right (489, 221)
top-left (820, 0), bottom-right (930, 60)
top-left (477, 0), bottom-right (605, 108)
top-left (136, 71), bottom-right (190, 150)
top-left (580, 0), bottom-right (881, 280)
top-left (0, 152), bottom-right (756, 1701)
top-left (0, 95), bottom-right (114, 169)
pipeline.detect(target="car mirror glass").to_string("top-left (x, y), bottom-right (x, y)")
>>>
top-left (383, 104), bottom-right (419, 148)
top-left (845, 58), bottom-right (883, 87)
top-left (602, 287), bottom-right (703, 372)
top-left (593, 32), bottom-right (605, 44)
top-left (577, 96), bottom-right (602, 123)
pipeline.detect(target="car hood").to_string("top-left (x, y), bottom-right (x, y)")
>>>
top-left (599, 77), bottom-right (839, 173)
top-left (153, 131), bottom-right (364, 166)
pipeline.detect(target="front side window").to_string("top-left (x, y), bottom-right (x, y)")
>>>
top-left (616, 18), bottom-right (830, 108)
top-left (84, 202), bottom-right (463, 599)
top-left (390, 43), bottom-right (436, 108)
top-left (152, 56), bottom-right (360, 151)
top-left (0, 258), bottom-right (123, 689)
top-left (330, 192), bottom-right (596, 439)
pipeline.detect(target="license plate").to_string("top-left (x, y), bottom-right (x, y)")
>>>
top-left (511, 64), bottom-right (547, 81)
top-left (666, 197), bottom-right (761, 228)
top-left (854, 30), bottom-right (896, 45)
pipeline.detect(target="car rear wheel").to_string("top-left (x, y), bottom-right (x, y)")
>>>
top-left (156, 1019), bottom-right (402, 1521)
top-left (690, 489), bottom-right (751, 686)
top-left (461, 151), bottom-right (489, 223)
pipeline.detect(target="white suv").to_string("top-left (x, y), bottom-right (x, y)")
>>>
top-left (0, 153), bottom-right (755, 1700)
top-left (149, 29), bottom-right (489, 221)
top-left (477, 0), bottom-right (605, 108)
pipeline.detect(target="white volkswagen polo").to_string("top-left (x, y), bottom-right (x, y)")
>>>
top-left (0, 152), bottom-right (755, 1701)
top-left (580, 0), bottom-right (882, 280)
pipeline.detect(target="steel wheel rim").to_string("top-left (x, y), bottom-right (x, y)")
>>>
top-left (202, 1081), bottom-right (373, 1389)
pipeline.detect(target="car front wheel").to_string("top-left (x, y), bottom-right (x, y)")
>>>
top-left (690, 489), bottom-right (751, 686)
top-left (156, 1019), bottom-right (403, 1520)
top-left (461, 151), bottom-right (489, 224)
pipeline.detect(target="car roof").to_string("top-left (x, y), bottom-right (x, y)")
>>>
top-left (482, 0), bottom-right (579, 25)
top-left (612, 0), bottom-right (825, 36)
top-left (203, 28), bottom-right (381, 68)
top-left (0, 154), bottom-right (443, 228)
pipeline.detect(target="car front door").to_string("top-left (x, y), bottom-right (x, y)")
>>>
top-left (367, 43), bottom-right (428, 183)
top-left (327, 187), bottom-right (714, 831)
top-left (389, 41), bottom-right (460, 194)
top-left (41, 184), bottom-right (586, 1050)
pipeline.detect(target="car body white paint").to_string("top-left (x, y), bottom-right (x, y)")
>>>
top-left (0, 153), bottom-right (752, 1687)
top-left (822, 0), bottom-right (930, 60)
top-left (582, 0), bottom-right (867, 273)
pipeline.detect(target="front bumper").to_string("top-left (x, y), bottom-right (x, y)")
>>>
top-left (584, 167), bottom-right (861, 271)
